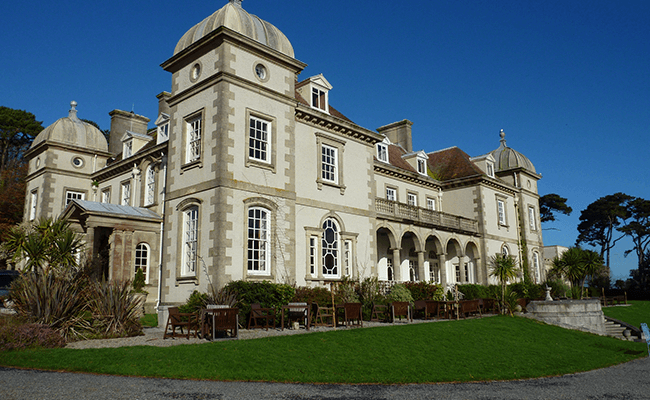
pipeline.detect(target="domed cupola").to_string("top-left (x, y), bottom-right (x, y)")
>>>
top-left (31, 101), bottom-right (108, 153)
top-left (490, 129), bottom-right (536, 174)
top-left (174, 0), bottom-right (294, 58)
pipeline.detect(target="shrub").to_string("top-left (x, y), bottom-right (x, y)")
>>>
top-left (132, 268), bottom-right (147, 294)
top-left (293, 286), bottom-right (333, 306)
top-left (456, 284), bottom-right (489, 299)
top-left (336, 277), bottom-right (360, 303)
top-left (0, 321), bottom-right (66, 351)
top-left (224, 280), bottom-right (295, 323)
top-left (87, 279), bottom-right (142, 338)
top-left (178, 290), bottom-right (209, 314)
top-left (386, 284), bottom-right (413, 303)
top-left (11, 271), bottom-right (88, 340)
top-left (403, 281), bottom-right (444, 301)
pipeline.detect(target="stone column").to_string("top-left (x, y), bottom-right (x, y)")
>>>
top-left (438, 253), bottom-right (447, 286)
top-left (391, 248), bottom-right (401, 281)
top-left (459, 255), bottom-right (467, 283)
top-left (417, 251), bottom-right (426, 282)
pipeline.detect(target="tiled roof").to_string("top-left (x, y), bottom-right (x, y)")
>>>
top-left (386, 144), bottom-right (416, 173)
top-left (427, 147), bottom-right (484, 181)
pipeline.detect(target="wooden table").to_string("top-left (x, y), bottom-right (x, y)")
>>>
top-left (280, 303), bottom-right (310, 331)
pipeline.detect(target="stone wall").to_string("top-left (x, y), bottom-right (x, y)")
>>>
top-left (526, 299), bottom-right (605, 335)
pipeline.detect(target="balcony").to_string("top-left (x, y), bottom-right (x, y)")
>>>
top-left (375, 197), bottom-right (479, 235)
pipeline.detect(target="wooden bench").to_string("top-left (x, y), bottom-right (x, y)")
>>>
top-left (601, 295), bottom-right (627, 306)
top-left (370, 301), bottom-right (390, 322)
top-left (459, 299), bottom-right (481, 318)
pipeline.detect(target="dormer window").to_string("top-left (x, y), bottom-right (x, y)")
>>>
top-left (155, 113), bottom-right (170, 145)
top-left (487, 162), bottom-right (495, 178)
top-left (123, 140), bottom-right (133, 158)
top-left (377, 143), bottom-right (388, 163)
top-left (296, 74), bottom-right (333, 115)
top-left (417, 158), bottom-right (426, 175)
top-left (312, 87), bottom-right (327, 111)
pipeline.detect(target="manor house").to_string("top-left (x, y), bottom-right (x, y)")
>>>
top-left (23, 0), bottom-right (545, 312)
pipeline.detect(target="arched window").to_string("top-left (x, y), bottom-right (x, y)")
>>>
top-left (247, 207), bottom-right (270, 274)
top-left (145, 165), bottom-right (156, 206)
top-left (409, 259), bottom-right (418, 281)
top-left (502, 245), bottom-right (509, 256)
top-left (322, 218), bottom-right (339, 277)
top-left (533, 252), bottom-right (541, 284)
top-left (387, 258), bottom-right (394, 281)
top-left (182, 206), bottom-right (198, 276)
top-left (135, 243), bottom-right (150, 283)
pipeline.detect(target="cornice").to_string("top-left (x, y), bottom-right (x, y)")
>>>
top-left (161, 26), bottom-right (306, 74)
top-left (92, 142), bottom-right (167, 182)
top-left (25, 141), bottom-right (112, 160)
top-left (167, 70), bottom-right (297, 108)
top-left (374, 162), bottom-right (441, 190)
top-left (295, 104), bottom-right (383, 145)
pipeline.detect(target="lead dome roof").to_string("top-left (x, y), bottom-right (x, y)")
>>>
top-left (489, 130), bottom-right (536, 174)
top-left (31, 101), bottom-right (108, 153)
top-left (174, 0), bottom-right (294, 58)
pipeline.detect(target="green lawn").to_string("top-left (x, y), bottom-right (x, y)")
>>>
top-left (602, 300), bottom-right (650, 328)
top-left (1, 316), bottom-right (646, 384)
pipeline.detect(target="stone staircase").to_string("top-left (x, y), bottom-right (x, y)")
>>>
top-left (604, 319), bottom-right (627, 339)
top-left (604, 316), bottom-right (640, 341)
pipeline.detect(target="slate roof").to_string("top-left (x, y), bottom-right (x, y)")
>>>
top-left (67, 200), bottom-right (162, 221)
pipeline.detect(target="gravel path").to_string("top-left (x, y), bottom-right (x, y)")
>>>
top-left (64, 319), bottom-right (433, 349)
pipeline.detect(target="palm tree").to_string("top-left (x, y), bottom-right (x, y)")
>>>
top-left (489, 253), bottom-right (519, 314)
top-left (549, 247), bottom-right (604, 299)
top-left (2, 217), bottom-right (83, 274)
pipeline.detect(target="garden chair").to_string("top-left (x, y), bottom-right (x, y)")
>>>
top-left (313, 302), bottom-right (335, 327)
top-left (163, 306), bottom-right (199, 339)
top-left (370, 301), bottom-right (390, 322)
top-left (391, 301), bottom-right (412, 322)
top-left (247, 303), bottom-right (275, 330)
top-left (342, 302), bottom-right (363, 327)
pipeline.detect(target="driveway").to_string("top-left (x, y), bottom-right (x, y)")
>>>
top-left (1, 357), bottom-right (649, 399)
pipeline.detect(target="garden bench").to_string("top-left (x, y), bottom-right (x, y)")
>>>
top-left (459, 299), bottom-right (481, 318)
top-left (641, 323), bottom-right (650, 356)
top-left (413, 300), bottom-right (440, 319)
top-left (163, 307), bottom-right (199, 339)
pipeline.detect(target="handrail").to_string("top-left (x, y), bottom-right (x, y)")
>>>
top-left (375, 198), bottom-right (478, 233)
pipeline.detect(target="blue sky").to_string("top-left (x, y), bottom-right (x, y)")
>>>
top-left (2, 1), bottom-right (649, 281)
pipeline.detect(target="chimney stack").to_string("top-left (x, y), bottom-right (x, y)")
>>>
top-left (377, 120), bottom-right (413, 152)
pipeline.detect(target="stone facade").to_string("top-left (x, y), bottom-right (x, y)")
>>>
top-left (23, 0), bottom-right (547, 312)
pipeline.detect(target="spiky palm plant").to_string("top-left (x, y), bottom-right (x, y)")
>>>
top-left (489, 253), bottom-right (520, 314)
